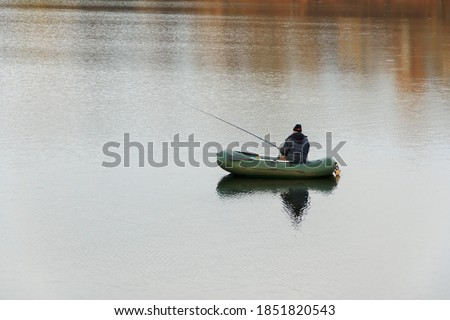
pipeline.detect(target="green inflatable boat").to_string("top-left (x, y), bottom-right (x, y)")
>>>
top-left (216, 149), bottom-right (339, 179)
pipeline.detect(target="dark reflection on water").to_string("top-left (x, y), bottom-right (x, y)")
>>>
top-left (216, 175), bottom-right (338, 228)
top-left (2, 0), bottom-right (449, 19)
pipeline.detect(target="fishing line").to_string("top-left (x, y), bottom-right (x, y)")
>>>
top-left (180, 100), bottom-right (279, 148)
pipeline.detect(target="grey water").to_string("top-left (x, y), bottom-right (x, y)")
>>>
top-left (1, 0), bottom-right (450, 299)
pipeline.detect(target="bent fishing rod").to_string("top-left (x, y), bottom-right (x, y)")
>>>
top-left (181, 101), bottom-right (279, 149)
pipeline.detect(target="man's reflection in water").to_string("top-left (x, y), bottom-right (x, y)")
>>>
top-left (280, 188), bottom-right (310, 228)
top-left (216, 175), bottom-right (338, 228)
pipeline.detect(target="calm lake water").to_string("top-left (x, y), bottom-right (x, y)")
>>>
top-left (1, 0), bottom-right (450, 299)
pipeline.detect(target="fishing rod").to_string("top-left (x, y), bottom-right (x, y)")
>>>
top-left (182, 101), bottom-right (279, 148)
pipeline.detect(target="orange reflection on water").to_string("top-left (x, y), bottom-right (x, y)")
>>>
top-left (184, 0), bottom-right (450, 93)
top-left (2, 0), bottom-right (449, 93)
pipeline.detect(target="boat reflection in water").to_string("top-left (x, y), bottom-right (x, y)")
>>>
top-left (216, 175), bottom-right (339, 228)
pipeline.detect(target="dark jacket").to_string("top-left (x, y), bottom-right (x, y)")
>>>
top-left (279, 132), bottom-right (310, 164)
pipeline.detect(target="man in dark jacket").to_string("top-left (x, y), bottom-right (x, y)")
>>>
top-left (279, 124), bottom-right (310, 164)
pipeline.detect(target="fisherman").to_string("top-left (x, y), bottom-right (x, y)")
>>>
top-left (279, 124), bottom-right (310, 164)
